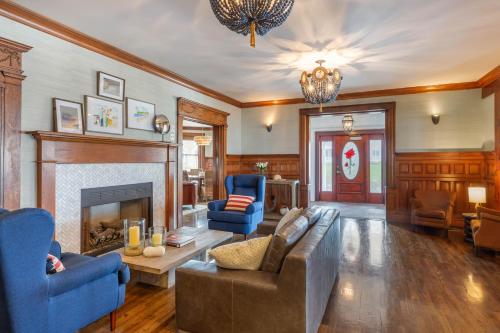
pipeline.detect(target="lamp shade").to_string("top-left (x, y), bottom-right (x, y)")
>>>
top-left (468, 187), bottom-right (486, 204)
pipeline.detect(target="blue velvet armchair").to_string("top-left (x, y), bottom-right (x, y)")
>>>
top-left (0, 208), bottom-right (130, 333)
top-left (207, 175), bottom-right (266, 236)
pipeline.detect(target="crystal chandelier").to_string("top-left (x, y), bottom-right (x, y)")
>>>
top-left (300, 60), bottom-right (342, 111)
top-left (342, 114), bottom-right (354, 133)
top-left (194, 134), bottom-right (212, 146)
top-left (209, 0), bottom-right (295, 47)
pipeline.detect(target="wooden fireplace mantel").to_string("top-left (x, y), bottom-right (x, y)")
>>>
top-left (30, 131), bottom-right (178, 230)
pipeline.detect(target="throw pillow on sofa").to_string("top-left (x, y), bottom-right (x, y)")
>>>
top-left (208, 235), bottom-right (272, 270)
top-left (275, 207), bottom-right (303, 233)
top-left (261, 215), bottom-right (309, 273)
top-left (46, 254), bottom-right (65, 274)
top-left (224, 194), bottom-right (255, 212)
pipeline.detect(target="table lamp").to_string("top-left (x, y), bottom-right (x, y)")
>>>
top-left (468, 187), bottom-right (486, 211)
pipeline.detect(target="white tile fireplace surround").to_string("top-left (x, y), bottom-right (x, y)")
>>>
top-left (55, 163), bottom-right (165, 253)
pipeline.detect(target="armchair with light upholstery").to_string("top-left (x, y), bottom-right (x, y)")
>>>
top-left (471, 207), bottom-right (500, 255)
top-left (410, 190), bottom-right (457, 233)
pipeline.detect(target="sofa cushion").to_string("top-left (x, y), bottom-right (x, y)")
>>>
top-left (261, 215), bottom-right (309, 273)
top-left (225, 194), bottom-right (254, 212)
top-left (415, 208), bottom-right (446, 219)
top-left (275, 207), bottom-right (303, 233)
top-left (208, 235), bottom-right (272, 270)
top-left (46, 254), bottom-right (65, 274)
top-left (208, 210), bottom-right (252, 224)
top-left (302, 206), bottom-right (322, 227)
top-left (256, 220), bottom-right (279, 235)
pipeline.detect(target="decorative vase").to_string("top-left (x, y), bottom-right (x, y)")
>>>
top-left (124, 218), bottom-right (146, 256)
top-left (259, 168), bottom-right (266, 175)
top-left (280, 207), bottom-right (290, 216)
top-left (149, 225), bottom-right (166, 247)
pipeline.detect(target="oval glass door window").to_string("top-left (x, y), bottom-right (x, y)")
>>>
top-left (342, 141), bottom-right (360, 180)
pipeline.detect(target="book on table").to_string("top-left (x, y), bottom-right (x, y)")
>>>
top-left (166, 233), bottom-right (195, 247)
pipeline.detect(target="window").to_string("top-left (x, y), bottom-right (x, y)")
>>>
top-left (369, 139), bottom-right (382, 193)
top-left (183, 140), bottom-right (199, 170)
top-left (321, 140), bottom-right (333, 191)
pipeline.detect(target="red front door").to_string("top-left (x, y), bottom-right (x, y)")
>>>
top-left (335, 135), bottom-right (366, 202)
top-left (316, 131), bottom-right (385, 204)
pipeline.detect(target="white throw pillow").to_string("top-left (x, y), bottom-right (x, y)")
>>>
top-left (275, 207), bottom-right (303, 233)
top-left (208, 235), bottom-right (272, 270)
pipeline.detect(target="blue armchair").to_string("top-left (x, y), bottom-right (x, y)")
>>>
top-left (0, 208), bottom-right (130, 333)
top-left (207, 175), bottom-right (266, 236)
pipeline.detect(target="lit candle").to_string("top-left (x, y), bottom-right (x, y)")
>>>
top-left (151, 233), bottom-right (163, 247)
top-left (128, 226), bottom-right (141, 247)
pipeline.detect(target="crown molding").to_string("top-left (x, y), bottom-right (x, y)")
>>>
top-left (241, 67), bottom-right (500, 108)
top-left (1, 1), bottom-right (498, 110)
top-left (0, 1), bottom-right (241, 107)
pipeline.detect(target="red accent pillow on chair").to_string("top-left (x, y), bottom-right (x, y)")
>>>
top-left (225, 194), bottom-right (255, 212)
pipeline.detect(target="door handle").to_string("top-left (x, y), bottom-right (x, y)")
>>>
top-left (336, 165), bottom-right (341, 174)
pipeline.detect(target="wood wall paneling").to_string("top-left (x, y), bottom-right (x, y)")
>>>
top-left (0, 37), bottom-right (31, 209)
top-left (226, 154), bottom-right (300, 180)
top-left (389, 151), bottom-right (494, 226)
top-left (30, 131), bottom-right (178, 230)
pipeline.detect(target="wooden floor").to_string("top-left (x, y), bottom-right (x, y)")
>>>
top-left (82, 217), bottom-right (500, 333)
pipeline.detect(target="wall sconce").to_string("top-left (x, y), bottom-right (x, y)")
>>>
top-left (431, 114), bottom-right (440, 125)
top-left (266, 124), bottom-right (273, 132)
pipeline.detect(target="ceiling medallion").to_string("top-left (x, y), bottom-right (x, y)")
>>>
top-left (209, 0), bottom-right (295, 48)
top-left (194, 134), bottom-right (212, 146)
top-left (342, 114), bottom-right (354, 133)
top-left (300, 60), bottom-right (342, 111)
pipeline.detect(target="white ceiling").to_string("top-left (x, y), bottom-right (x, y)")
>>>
top-left (183, 119), bottom-right (212, 128)
top-left (14, 0), bottom-right (500, 102)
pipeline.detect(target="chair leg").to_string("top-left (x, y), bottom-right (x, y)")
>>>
top-left (473, 246), bottom-right (480, 257)
top-left (244, 234), bottom-right (249, 240)
top-left (442, 229), bottom-right (448, 238)
top-left (110, 310), bottom-right (117, 331)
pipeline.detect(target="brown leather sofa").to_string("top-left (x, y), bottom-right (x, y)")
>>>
top-left (471, 207), bottom-right (500, 255)
top-left (175, 208), bottom-right (340, 333)
top-left (410, 190), bottom-right (456, 234)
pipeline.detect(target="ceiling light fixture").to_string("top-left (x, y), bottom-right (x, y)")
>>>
top-left (300, 60), bottom-right (342, 111)
top-left (194, 133), bottom-right (212, 146)
top-left (209, 0), bottom-right (294, 47)
top-left (342, 114), bottom-right (354, 133)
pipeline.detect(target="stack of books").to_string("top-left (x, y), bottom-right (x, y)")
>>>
top-left (166, 233), bottom-right (195, 248)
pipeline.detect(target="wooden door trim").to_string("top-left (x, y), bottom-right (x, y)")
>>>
top-left (299, 102), bottom-right (396, 207)
top-left (177, 98), bottom-right (228, 227)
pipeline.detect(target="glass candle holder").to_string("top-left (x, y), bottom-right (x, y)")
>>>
top-left (149, 226), bottom-right (166, 247)
top-left (123, 218), bottom-right (145, 256)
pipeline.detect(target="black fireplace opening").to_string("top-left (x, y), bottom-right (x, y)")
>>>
top-left (81, 182), bottom-right (153, 256)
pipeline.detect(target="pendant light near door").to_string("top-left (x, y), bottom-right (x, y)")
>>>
top-left (342, 114), bottom-right (354, 133)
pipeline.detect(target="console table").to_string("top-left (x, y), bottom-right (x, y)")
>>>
top-left (462, 212), bottom-right (477, 243)
top-left (264, 179), bottom-right (299, 220)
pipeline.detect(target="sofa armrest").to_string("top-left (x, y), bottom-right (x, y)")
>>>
top-left (208, 199), bottom-right (227, 211)
top-left (245, 201), bottom-right (263, 214)
top-left (48, 253), bottom-right (122, 297)
top-left (49, 241), bottom-right (61, 259)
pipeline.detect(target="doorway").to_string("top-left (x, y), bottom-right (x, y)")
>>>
top-left (299, 102), bottom-right (396, 209)
top-left (316, 130), bottom-right (385, 204)
top-left (177, 98), bottom-right (229, 228)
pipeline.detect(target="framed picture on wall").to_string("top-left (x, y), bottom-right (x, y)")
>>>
top-left (53, 98), bottom-right (84, 134)
top-left (126, 97), bottom-right (155, 131)
top-left (97, 71), bottom-right (125, 101)
top-left (84, 95), bottom-right (124, 135)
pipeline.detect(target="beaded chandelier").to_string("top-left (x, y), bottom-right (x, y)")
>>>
top-left (209, 0), bottom-right (295, 47)
top-left (300, 60), bottom-right (342, 110)
top-left (194, 134), bottom-right (212, 146)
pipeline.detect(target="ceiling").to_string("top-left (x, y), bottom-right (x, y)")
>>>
top-left (13, 0), bottom-right (500, 102)
top-left (183, 119), bottom-right (212, 128)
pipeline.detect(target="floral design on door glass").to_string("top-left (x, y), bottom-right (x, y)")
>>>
top-left (342, 141), bottom-right (359, 180)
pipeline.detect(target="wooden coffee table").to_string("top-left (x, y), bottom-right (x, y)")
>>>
top-left (114, 227), bottom-right (233, 288)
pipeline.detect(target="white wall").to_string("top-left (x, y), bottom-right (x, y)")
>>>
top-left (0, 16), bottom-right (242, 207)
top-left (241, 89), bottom-right (495, 154)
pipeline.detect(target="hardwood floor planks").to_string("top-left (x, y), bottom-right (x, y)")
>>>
top-left (82, 216), bottom-right (499, 333)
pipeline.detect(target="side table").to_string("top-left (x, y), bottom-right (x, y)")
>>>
top-left (462, 212), bottom-right (477, 243)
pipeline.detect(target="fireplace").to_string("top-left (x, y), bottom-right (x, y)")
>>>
top-left (81, 182), bottom-right (153, 256)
